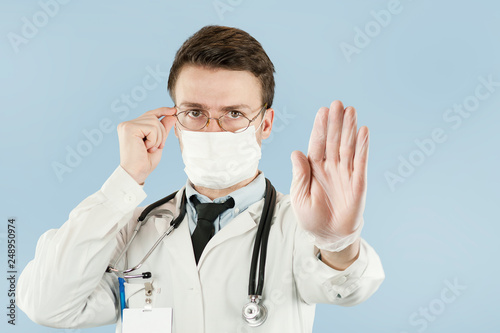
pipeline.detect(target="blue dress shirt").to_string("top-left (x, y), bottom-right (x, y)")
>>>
top-left (184, 171), bottom-right (266, 235)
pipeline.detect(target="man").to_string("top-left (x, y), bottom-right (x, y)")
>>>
top-left (17, 25), bottom-right (384, 332)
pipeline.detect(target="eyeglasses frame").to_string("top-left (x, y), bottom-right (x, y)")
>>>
top-left (173, 103), bottom-right (268, 133)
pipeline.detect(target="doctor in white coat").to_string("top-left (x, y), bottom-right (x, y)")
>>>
top-left (17, 25), bottom-right (385, 333)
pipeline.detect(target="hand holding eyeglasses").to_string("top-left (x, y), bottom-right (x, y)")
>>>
top-left (117, 107), bottom-right (177, 185)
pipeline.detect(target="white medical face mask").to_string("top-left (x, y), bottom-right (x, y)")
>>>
top-left (178, 124), bottom-right (263, 190)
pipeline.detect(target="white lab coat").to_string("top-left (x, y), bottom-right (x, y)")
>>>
top-left (17, 165), bottom-right (385, 333)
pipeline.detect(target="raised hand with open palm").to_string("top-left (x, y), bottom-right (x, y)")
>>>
top-left (290, 100), bottom-right (369, 253)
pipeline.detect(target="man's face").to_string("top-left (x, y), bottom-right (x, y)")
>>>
top-left (173, 64), bottom-right (274, 149)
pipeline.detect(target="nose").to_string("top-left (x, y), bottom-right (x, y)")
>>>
top-left (205, 117), bottom-right (225, 132)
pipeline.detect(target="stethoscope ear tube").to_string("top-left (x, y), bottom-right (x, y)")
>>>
top-left (107, 189), bottom-right (187, 277)
top-left (248, 178), bottom-right (276, 296)
top-left (138, 189), bottom-right (181, 223)
top-left (171, 189), bottom-right (187, 229)
top-left (257, 179), bottom-right (276, 296)
top-left (244, 178), bottom-right (276, 327)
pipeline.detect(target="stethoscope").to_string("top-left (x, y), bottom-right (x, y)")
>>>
top-left (106, 178), bottom-right (276, 327)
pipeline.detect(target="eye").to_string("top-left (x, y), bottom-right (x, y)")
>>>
top-left (186, 110), bottom-right (204, 118)
top-left (226, 110), bottom-right (244, 119)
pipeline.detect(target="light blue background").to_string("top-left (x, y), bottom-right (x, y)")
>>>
top-left (1, 0), bottom-right (499, 332)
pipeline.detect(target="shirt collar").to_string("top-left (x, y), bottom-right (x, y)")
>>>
top-left (185, 171), bottom-right (266, 215)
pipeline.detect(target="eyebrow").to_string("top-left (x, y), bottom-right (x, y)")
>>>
top-left (178, 102), bottom-right (251, 111)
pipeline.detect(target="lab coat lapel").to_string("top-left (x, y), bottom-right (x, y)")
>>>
top-left (197, 197), bottom-right (265, 267)
top-left (152, 187), bottom-right (198, 275)
top-left (152, 186), bottom-right (185, 235)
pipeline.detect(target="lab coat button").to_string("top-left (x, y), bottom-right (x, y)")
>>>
top-left (234, 208), bottom-right (240, 214)
top-left (331, 275), bottom-right (347, 285)
top-left (337, 276), bottom-right (347, 284)
top-left (124, 193), bottom-right (136, 204)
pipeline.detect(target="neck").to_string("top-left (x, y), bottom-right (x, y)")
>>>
top-left (192, 170), bottom-right (260, 201)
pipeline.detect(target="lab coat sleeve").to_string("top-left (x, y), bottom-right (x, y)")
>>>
top-left (16, 165), bottom-right (147, 328)
top-left (289, 200), bottom-right (385, 306)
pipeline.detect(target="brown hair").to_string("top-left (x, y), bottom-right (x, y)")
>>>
top-left (167, 25), bottom-right (276, 108)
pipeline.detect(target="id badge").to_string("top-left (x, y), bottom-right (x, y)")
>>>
top-left (122, 308), bottom-right (172, 333)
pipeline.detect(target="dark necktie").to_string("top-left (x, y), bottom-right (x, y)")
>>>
top-left (190, 195), bottom-right (235, 264)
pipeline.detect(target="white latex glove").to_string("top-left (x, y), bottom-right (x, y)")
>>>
top-left (290, 100), bottom-right (369, 252)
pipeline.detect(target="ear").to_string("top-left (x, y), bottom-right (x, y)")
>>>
top-left (260, 108), bottom-right (274, 140)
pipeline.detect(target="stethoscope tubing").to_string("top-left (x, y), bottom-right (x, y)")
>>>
top-left (106, 189), bottom-right (187, 276)
top-left (248, 178), bottom-right (276, 297)
top-left (106, 180), bottom-right (276, 327)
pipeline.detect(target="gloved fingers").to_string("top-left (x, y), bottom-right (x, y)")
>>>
top-left (307, 107), bottom-right (329, 161)
top-left (339, 106), bottom-right (357, 175)
top-left (325, 100), bottom-right (345, 163)
top-left (353, 126), bottom-right (369, 196)
top-left (290, 150), bottom-right (311, 203)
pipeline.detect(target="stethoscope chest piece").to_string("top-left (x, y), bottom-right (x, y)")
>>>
top-left (242, 296), bottom-right (267, 327)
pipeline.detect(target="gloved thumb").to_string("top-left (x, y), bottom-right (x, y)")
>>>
top-left (290, 150), bottom-right (311, 199)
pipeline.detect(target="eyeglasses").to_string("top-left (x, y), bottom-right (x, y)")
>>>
top-left (173, 103), bottom-right (268, 133)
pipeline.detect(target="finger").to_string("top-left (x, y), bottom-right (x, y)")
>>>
top-left (140, 126), bottom-right (157, 150)
top-left (150, 121), bottom-right (164, 152)
top-left (159, 112), bottom-right (177, 149)
top-left (290, 150), bottom-right (312, 203)
top-left (307, 107), bottom-right (329, 161)
top-left (157, 124), bottom-right (166, 150)
top-left (144, 107), bottom-right (175, 150)
top-left (353, 126), bottom-right (369, 196)
top-left (325, 100), bottom-right (345, 163)
top-left (153, 125), bottom-right (163, 152)
top-left (138, 124), bottom-right (161, 152)
top-left (129, 118), bottom-right (162, 151)
top-left (339, 106), bottom-right (357, 174)
top-left (144, 106), bottom-right (177, 119)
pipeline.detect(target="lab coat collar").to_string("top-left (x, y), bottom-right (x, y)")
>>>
top-left (184, 170), bottom-right (265, 205)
